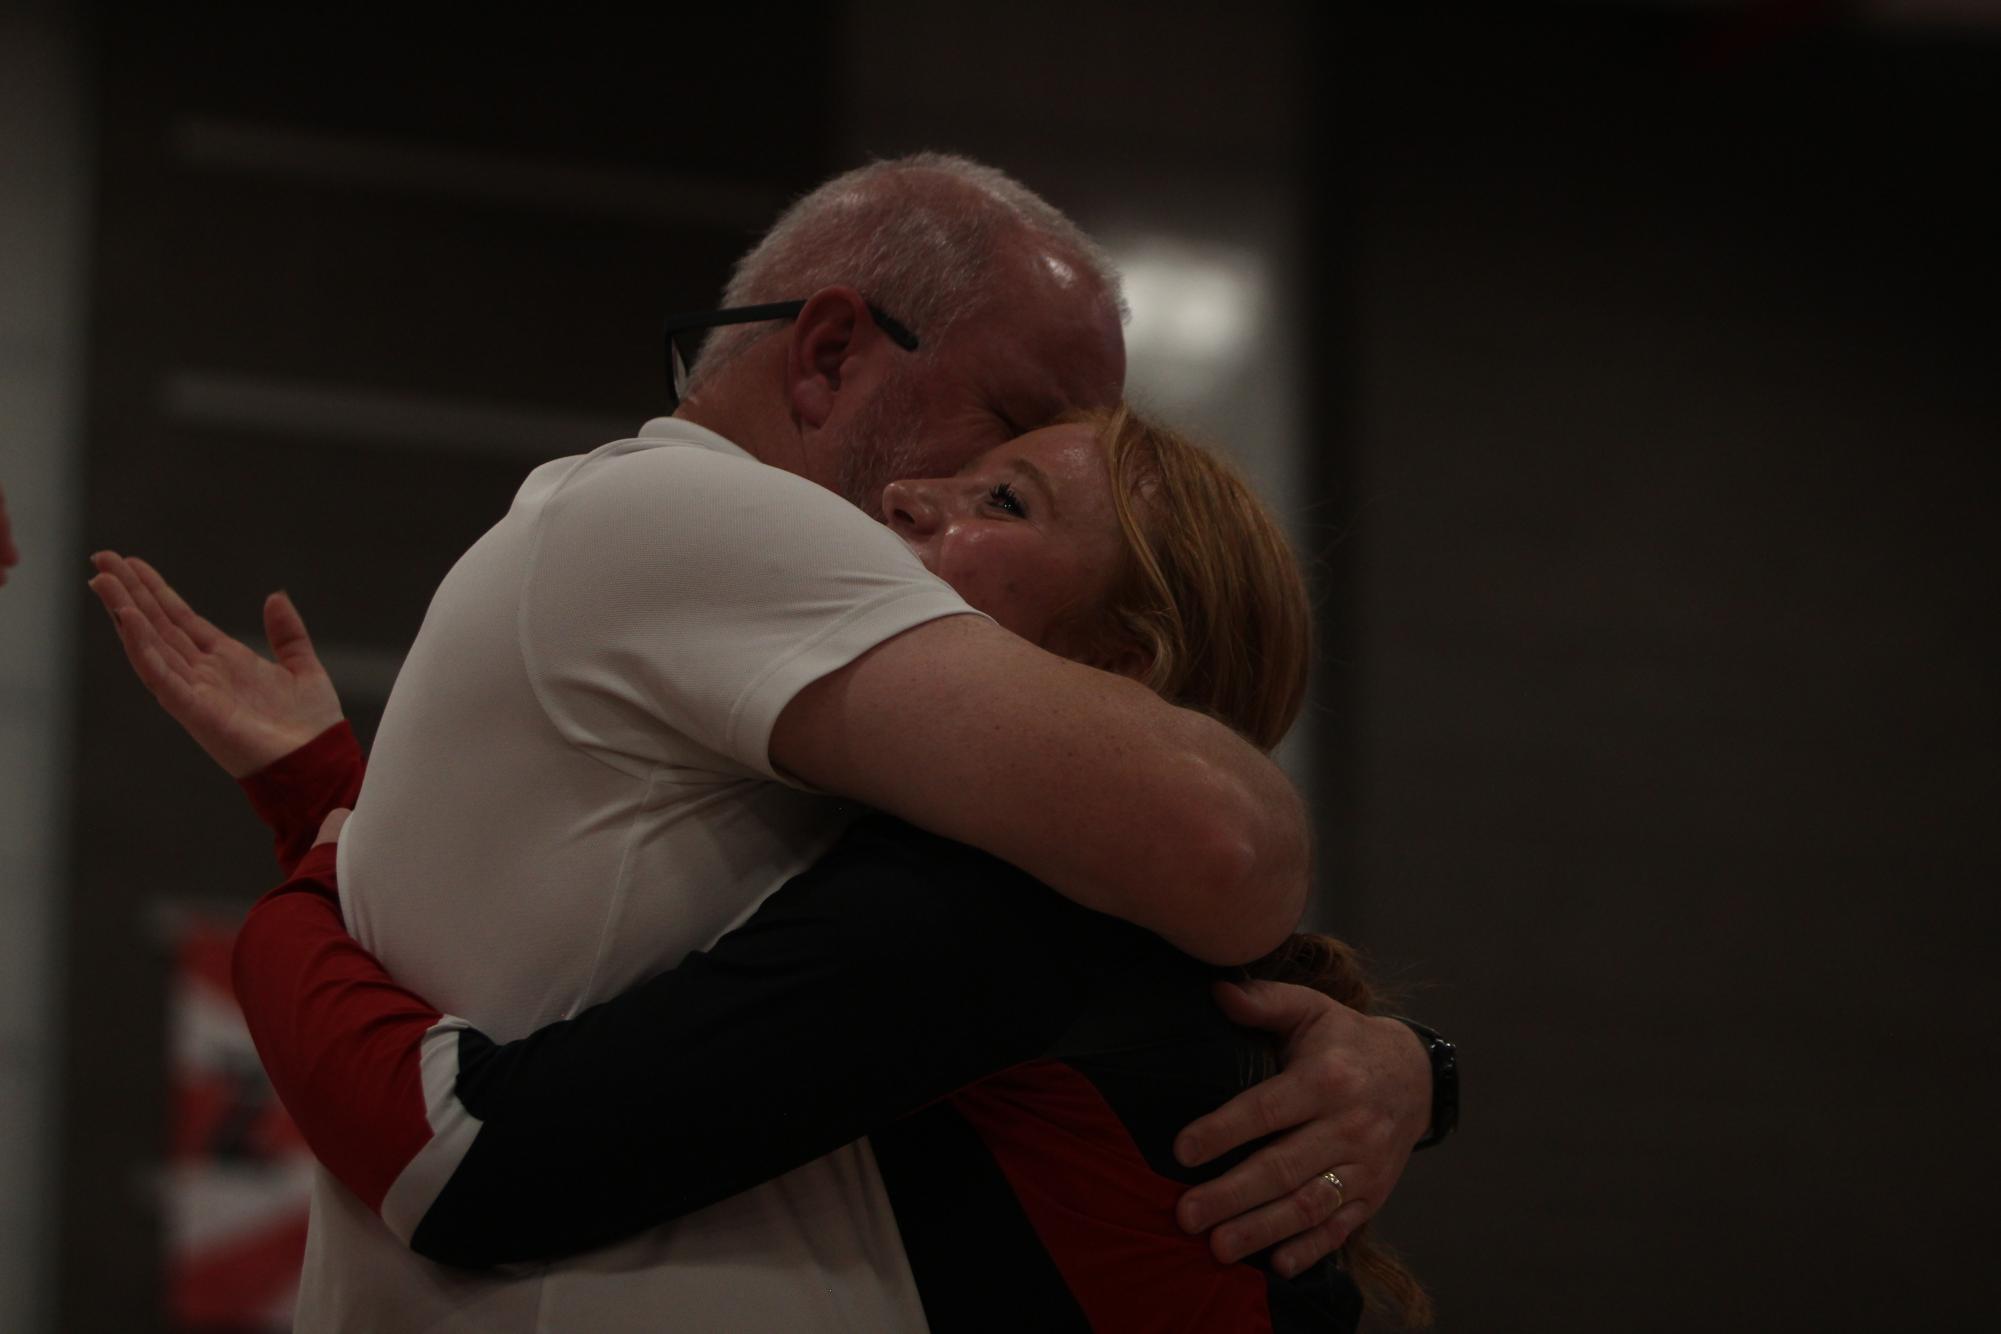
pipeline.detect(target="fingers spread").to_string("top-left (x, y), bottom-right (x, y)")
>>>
top-left (96, 552), bottom-right (205, 667)
top-left (262, 591), bottom-right (320, 672)
top-left (111, 606), bottom-right (203, 718)
top-left (93, 573), bottom-right (194, 685)
top-left (129, 556), bottom-right (224, 652)
top-left (87, 569), bottom-right (135, 620)
top-left (137, 635), bottom-right (205, 718)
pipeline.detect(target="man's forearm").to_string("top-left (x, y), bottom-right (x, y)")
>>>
top-left (774, 617), bottom-right (1310, 967)
top-left (1099, 697), bottom-right (1310, 965)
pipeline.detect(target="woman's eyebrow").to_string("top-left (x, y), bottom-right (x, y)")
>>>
top-left (1009, 459), bottom-right (1059, 518)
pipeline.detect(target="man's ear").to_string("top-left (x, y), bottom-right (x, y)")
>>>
top-left (785, 286), bottom-right (877, 430)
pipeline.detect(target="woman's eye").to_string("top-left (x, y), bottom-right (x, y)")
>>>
top-left (987, 482), bottom-right (1026, 517)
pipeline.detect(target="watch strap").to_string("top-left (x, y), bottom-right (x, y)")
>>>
top-left (1392, 1016), bottom-right (1458, 1150)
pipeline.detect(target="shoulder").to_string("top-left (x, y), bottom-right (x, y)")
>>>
top-left (544, 438), bottom-right (917, 572)
top-left (547, 440), bottom-right (756, 512)
top-left (560, 436), bottom-right (838, 518)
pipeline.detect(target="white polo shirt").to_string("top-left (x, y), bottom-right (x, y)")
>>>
top-left (306, 417), bottom-right (977, 1332)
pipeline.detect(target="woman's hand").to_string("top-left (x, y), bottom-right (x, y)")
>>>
top-left (1172, 981), bottom-right (1432, 1275)
top-left (88, 551), bottom-right (344, 778)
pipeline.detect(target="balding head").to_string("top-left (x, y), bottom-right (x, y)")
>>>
top-left (680, 154), bottom-right (1127, 514)
top-left (690, 153), bottom-right (1126, 391)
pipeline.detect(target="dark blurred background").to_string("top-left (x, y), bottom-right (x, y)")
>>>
top-left (1, 1), bottom-right (1995, 1330)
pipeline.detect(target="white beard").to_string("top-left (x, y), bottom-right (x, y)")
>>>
top-left (830, 368), bottom-right (930, 519)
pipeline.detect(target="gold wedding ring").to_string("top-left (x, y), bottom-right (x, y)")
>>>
top-left (1321, 1170), bottom-right (1346, 1207)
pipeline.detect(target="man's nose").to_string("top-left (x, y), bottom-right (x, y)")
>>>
top-left (882, 479), bottom-right (941, 534)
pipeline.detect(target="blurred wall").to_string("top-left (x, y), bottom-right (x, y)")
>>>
top-left (0, 3), bottom-right (87, 1330)
top-left (1334, 7), bottom-right (1998, 1330)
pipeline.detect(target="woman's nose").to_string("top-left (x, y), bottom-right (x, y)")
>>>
top-left (882, 478), bottom-right (941, 535)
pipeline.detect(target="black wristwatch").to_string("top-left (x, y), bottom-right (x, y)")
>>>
top-left (1393, 1017), bottom-right (1458, 1150)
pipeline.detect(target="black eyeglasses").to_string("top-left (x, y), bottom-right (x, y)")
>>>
top-left (662, 299), bottom-right (920, 411)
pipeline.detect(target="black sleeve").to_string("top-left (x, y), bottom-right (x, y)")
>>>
top-left (412, 816), bottom-right (1153, 1268)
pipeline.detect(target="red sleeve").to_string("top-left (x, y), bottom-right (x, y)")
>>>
top-left (236, 722), bottom-right (366, 876)
top-left (231, 844), bottom-right (442, 1215)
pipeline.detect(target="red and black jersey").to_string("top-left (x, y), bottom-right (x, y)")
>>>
top-left (235, 726), bottom-right (1361, 1332)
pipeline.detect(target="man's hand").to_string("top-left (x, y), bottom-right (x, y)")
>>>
top-left (88, 551), bottom-right (343, 778)
top-left (1173, 980), bottom-right (1431, 1276)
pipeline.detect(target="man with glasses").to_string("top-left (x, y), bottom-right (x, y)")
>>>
top-left (129, 154), bottom-right (1440, 1330)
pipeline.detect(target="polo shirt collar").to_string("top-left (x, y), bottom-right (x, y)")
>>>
top-left (627, 415), bottom-right (754, 462)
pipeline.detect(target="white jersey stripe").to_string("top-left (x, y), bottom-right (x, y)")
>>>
top-left (379, 1017), bottom-right (479, 1244)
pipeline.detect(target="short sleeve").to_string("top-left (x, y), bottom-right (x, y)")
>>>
top-left (520, 443), bottom-right (980, 779)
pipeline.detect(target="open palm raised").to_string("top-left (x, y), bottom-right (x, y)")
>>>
top-left (88, 551), bottom-right (345, 778)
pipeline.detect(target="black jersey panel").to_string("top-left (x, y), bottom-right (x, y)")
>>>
top-left (871, 1101), bottom-right (1094, 1334)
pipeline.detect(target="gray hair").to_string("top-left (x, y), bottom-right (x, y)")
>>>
top-left (688, 152), bottom-right (1125, 389)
